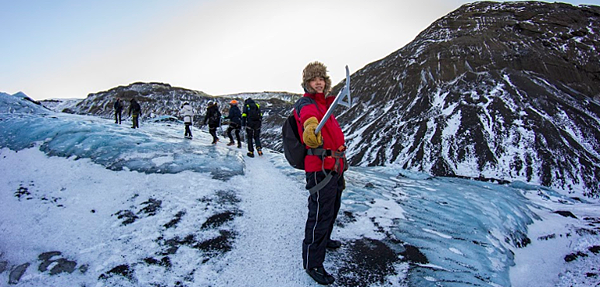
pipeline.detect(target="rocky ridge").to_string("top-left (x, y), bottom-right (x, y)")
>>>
top-left (48, 82), bottom-right (299, 131)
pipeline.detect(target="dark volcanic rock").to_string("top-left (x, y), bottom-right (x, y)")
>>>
top-left (565, 251), bottom-right (588, 262)
top-left (98, 264), bottom-right (134, 281)
top-left (330, 1), bottom-right (600, 197)
top-left (0, 261), bottom-right (7, 273)
top-left (555, 210), bottom-right (578, 218)
top-left (9, 263), bottom-right (30, 284)
top-left (334, 238), bottom-right (402, 286)
top-left (38, 252), bottom-right (77, 275)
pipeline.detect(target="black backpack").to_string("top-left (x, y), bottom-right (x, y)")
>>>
top-left (247, 103), bottom-right (261, 121)
top-left (209, 109), bottom-right (221, 125)
top-left (130, 101), bottom-right (141, 115)
top-left (282, 98), bottom-right (316, 170)
top-left (114, 100), bottom-right (122, 110)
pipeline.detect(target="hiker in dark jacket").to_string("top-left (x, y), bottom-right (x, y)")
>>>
top-left (297, 61), bottom-right (347, 285)
top-left (114, 98), bottom-right (123, 124)
top-left (128, 98), bottom-right (142, 129)
top-left (241, 98), bottom-right (262, 157)
top-left (203, 101), bottom-right (221, 144)
top-left (224, 100), bottom-right (242, 148)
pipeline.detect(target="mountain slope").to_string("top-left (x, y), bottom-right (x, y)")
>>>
top-left (331, 1), bottom-right (600, 197)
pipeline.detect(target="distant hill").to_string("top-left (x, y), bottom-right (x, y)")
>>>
top-left (44, 82), bottom-right (300, 130)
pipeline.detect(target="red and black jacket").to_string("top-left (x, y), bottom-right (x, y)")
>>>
top-left (295, 93), bottom-right (346, 173)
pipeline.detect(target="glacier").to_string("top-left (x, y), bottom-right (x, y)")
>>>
top-left (1, 92), bottom-right (599, 286)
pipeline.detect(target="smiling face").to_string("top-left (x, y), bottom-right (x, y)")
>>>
top-left (309, 77), bottom-right (326, 94)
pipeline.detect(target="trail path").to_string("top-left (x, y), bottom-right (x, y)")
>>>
top-left (214, 153), bottom-right (315, 286)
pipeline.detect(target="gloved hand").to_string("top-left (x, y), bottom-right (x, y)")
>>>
top-left (302, 117), bottom-right (323, 148)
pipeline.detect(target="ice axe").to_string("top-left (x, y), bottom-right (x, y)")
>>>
top-left (315, 65), bottom-right (352, 134)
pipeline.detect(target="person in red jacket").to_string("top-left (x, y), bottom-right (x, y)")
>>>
top-left (297, 61), bottom-right (347, 285)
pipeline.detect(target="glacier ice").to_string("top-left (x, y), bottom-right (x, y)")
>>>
top-left (0, 93), bottom-right (244, 179)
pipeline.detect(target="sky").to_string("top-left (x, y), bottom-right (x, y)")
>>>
top-left (1, 0), bottom-right (598, 100)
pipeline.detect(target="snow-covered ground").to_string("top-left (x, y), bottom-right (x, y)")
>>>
top-left (1, 92), bottom-right (599, 286)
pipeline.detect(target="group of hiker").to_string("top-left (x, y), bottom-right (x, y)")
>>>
top-left (113, 98), bottom-right (142, 128)
top-left (110, 61), bottom-right (347, 285)
top-left (114, 97), bottom-right (264, 158)
top-left (196, 98), bottom-right (263, 157)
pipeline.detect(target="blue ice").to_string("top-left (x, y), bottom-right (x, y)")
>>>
top-left (0, 93), bottom-right (244, 179)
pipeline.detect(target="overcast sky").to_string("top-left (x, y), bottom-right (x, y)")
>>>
top-left (1, 0), bottom-right (597, 100)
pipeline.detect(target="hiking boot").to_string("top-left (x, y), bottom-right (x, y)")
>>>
top-left (247, 151), bottom-right (254, 158)
top-left (327, 239), bottom-right (342, 249)
top-left (212, 138), bottom-right (219, 144)
top-left (257, 150), bottom-right (263, 156)
top-left (227, 142), bottom-right (235, 146)
top-left (306, 266), bottom-right (335, 285)
top-left (237, 143), bottom-right (241, 148)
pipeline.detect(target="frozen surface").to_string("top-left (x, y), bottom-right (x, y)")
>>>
top-left (1, 93), bottom-right (599, 286)
top-left (0, 93), bottom-right (244, 179)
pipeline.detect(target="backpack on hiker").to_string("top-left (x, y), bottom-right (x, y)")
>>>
top-left (247, 103), bottom-right (261, 122)
top-left (282, 110), bottom-right (305, 170)
top-left (282, 97), bottom-right (317, 170)
top-left (210, 109), bottom-right (221, 126)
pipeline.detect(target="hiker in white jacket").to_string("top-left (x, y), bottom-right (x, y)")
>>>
top-left (180, 102), bottom-right (194, 139)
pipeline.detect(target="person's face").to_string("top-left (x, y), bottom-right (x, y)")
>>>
top-left (309, 77), bottom-right (325, 93)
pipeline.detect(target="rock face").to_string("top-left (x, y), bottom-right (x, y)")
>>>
top-left (59, 82), bottom-right (299, 130)
top-left (330, 1), bottom-right (600, 197)
top-left (70, 82), bottom-right (211, 122)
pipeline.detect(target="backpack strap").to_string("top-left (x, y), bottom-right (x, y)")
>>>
top-left (307, 148), bottom-right (345, 158)
top-left (308, 172), bottom-right (334, 195)
top-left (293, 97), bottom-right (320, 115)
top-left (310, 145), bottom-right (347, 168)
top-left (306, 147), bottom-right (347, 195)
top-left (293, 97), bottom-right (321, 138)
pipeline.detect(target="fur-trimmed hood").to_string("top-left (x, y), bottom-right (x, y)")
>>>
top-left (302, 61), bottom-right (332, 95)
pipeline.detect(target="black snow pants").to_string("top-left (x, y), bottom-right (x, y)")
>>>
top-left (115, 110), bottom-right (122, 124)
top-left (209, 125), bottom-right (219, 143)
top-left (302, 171), bottom-right (345, 270)
top-left (245, 126), bottom-right (261, 152)
top-left (131, 114), bottom-right (139, 128)
top-left (184, 122), bottom-right (192, 138)
top-left (227, 122), bottom-right (241, 144)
